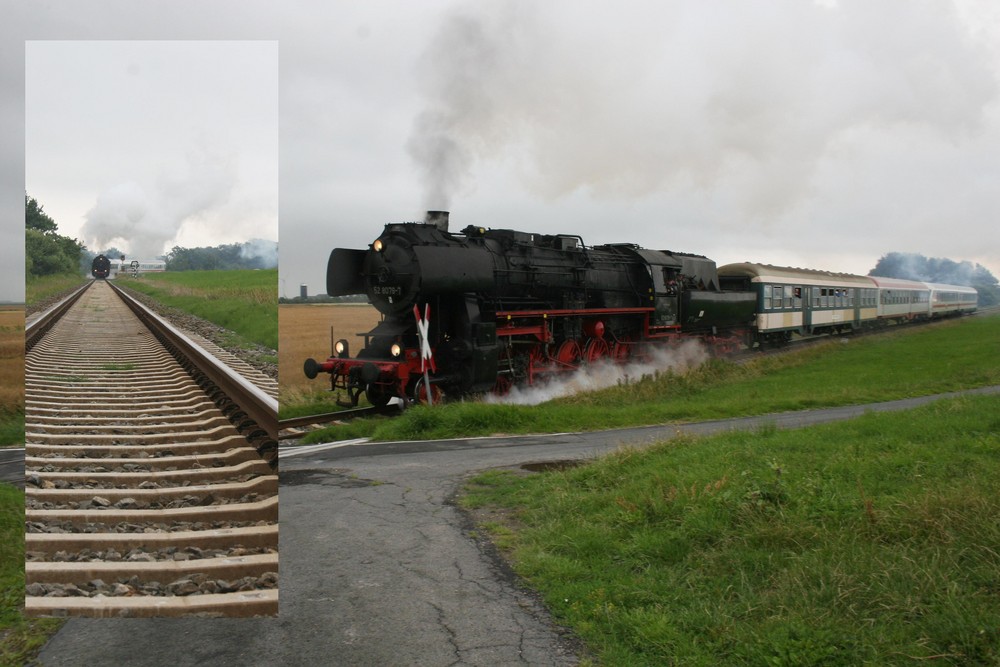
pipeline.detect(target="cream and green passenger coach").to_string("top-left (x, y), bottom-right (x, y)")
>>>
top-left (717, 263), bottom-right (977, 348)
top-left (718, 263), bottom-right (876, 346)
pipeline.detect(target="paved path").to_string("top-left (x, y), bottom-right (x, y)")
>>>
top-left (0, 447), bottom-right (24, 488)
top-left (36, 386), bottom-right (1000, 666)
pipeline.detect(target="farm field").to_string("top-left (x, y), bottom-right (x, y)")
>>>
top-left (278, 303), bottom-right (381, 414)
top-left (0, 306), bottom-right (24, 446)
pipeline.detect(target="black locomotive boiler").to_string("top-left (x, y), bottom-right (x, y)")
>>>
top-left (304, 211), bottom-right (756, 406)
top-left (91, 254), bottom-right (111, 279)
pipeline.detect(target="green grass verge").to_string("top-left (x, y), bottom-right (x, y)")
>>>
top-left (0, 484), bottom-right (63, 665)
top-left (301, 315), bottom-right (1000, 444)
top-left (119, 269), bottom-right (277, 350)
top-left (0, 412), bottom-right (23, 447)
top-left (278, 388), bottom-right (366, 420)
top-left (24, 273), bottom-right (87, 307)
top-left (461, 394), bottom-right (1000, 665)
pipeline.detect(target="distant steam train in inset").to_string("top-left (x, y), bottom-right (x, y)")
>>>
top-left (304, 211), bottom-right (977, 407)
top-left (90, 256), bottom-right (167, 279)
top-left (91, 254), bottom-right (111, 279)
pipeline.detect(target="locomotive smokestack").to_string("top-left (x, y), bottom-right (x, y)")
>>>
top-left (425, 210), bottom-right (449, 232)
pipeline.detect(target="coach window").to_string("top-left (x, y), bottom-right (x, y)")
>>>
top-left (784, 286), bottom-right (793, 308)
top-left (793, 286), bottom-right (802, 308)
top-left (773, 285), bottom-right (783, 309)
top-left (763, 284), bottom-right (772, 310)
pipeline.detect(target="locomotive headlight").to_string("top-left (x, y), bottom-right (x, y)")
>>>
top-left (390, 343), bottom-right (402, 358)
top-left (373, 239), bottom-right (384, 252)
top-left (335, 339), bottom-right (349, 358)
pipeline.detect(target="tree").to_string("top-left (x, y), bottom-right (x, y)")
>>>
top-left (25, 193), bottom-right (85, 277)
top-left (869, 252), bottom-right (998, 287)
top-left (25, 195), bottom-right (58, 234)
top-left (165, 241), bottom-right (278, 271)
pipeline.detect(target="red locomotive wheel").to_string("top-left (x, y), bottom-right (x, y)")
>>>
top-left (611, 336), bottom-right (632, 362)
top-left (555, 340), bottom-right (582, 368)
top-left (583, 338), bottom-right (610, 363)
top-left (413, 377), bottom-right (443, 405)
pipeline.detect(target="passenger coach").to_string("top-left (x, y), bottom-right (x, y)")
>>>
top-left (718, 263), bottom-right (878, 346)
top-left (927, 283), bottom-right (978, 317)
top-left (869, 276), bottom-right (930, 324)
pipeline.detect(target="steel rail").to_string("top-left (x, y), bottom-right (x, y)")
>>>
top-left (107, 281), bottom-right (278, 465)
top-left (277, 403), bottom-right (403, 438)
top-left (25, 280), bottom-right (93, 352)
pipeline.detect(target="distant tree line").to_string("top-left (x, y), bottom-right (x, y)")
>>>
top-left (870, 252), bottom-right (999, 306)
top-left (25, 194), bottom-right (84, 277)
top-left (279, 294), bottom-right (368, 304)
top-left (166, 241), bottom-right (277, 271)
top-left (27, 193), bottom-right (277, 278)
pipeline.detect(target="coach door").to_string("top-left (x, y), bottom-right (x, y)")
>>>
top-left (802, 286), bottom-right (812, 333)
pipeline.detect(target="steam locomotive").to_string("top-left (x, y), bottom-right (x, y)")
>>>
top-left (304, 211), bottom-right (977, 407)
top-left (91, 254), bottom-right (111, 279)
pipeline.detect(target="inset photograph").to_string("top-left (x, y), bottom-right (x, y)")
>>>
top-left (23, 40), bottom-right (278, 618)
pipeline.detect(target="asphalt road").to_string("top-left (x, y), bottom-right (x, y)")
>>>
top-left (0, 447), bottom-right (24, 488)
top-left (33, 385), bottom-right (1000, 666)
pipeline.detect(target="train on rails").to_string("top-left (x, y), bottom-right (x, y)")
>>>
top-left (91, 254), bottom-right (111, 279)
top-left (304, 211), bottom-right (977, 407)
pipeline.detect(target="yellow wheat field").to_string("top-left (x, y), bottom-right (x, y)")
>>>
top-left (0, 307), bottom-right (25, 412)
top-left (279, 304), bottom-right (381, 401)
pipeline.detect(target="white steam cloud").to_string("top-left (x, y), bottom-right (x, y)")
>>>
top-left (487, 339), bottom-right (709, 406)
top-left (82, 148), bottom-right (236, 259)
top-left (240, 238), bottom-right (279, 269)
top-left (407, 0), bottom-right (997, 219)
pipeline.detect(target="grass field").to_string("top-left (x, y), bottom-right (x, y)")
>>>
top-left (462, 393), bottom-right (1000, 665)
top-left (24, 273), bottom-right (87, 307)
top-left (302, 314), bottom-right (1000, 444)
top-left (279, 312), bottom-right (1000, 663)
top-left (120, 269), bottom-right (278, 350)
top-left (278, 303), bottom-right (381, 416)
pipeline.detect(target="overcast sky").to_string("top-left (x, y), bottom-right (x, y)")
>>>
top-left (4, 0), bottom-right (999, 303)
top-left (24, 40), bottom-right (277, 275)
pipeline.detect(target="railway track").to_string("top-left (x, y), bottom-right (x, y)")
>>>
top-left (24, 280), bottom-right (278, 618)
